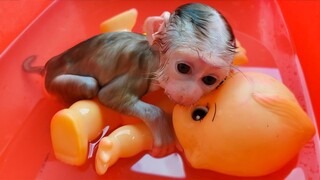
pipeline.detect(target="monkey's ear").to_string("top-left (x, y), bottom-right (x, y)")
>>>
top-left (143, 11), bottom-right (170, 45)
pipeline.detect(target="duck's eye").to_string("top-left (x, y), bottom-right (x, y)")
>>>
top-left (202, 76), bottom-right (217, 86)
top-left (177, 63), bottom-right (191, 74)
top-left (192, 106), bottom-right (209, 121)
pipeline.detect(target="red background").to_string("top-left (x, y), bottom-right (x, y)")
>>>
top-left (0, 0), bottom-right (319, 132)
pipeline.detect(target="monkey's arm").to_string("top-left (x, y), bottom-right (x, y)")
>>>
top-left (99, 86), bottom-right (176, 158)
top-left (95, 123), bottom-right (153, 175)
top-left (128, 100), bottom-right (176, 157)
top-left (97, 69), bottom-right (175, 158)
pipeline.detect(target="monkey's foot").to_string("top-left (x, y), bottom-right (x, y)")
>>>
top-left (95, 137), bottom-right (119, 175)
top-left (51, 109), bottom-right (88, 166)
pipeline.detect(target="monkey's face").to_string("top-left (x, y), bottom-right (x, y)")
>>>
top-left (158, 48), bottom-right (231, 106)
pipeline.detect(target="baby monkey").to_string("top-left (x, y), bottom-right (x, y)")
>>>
top-left (24, 3), bottom-right (236, 157)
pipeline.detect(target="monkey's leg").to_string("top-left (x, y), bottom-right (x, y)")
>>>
top-left (46, 74), bottom-right (99, 102)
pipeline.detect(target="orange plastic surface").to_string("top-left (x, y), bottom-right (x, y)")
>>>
top-left (0, 0), bottom-right (319, 179)
top-left (277, 0), bottom-right (320, 136)
top-left (0, 0), bottom-right (52, 54)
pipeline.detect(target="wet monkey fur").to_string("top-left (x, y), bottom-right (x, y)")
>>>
top-left (23, 3), bottom-right (236, 157)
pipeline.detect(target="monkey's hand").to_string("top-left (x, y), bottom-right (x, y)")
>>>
top-left (149, 110), bottom-right (176, 158)
top-left (130, 101), bottom-right (176, 158)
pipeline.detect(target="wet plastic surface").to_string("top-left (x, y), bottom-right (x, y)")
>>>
top-left (0, 0), bottom-right (319, 179)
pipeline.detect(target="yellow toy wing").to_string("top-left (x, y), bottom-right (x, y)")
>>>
top-left (100, 8), bottom-right (138, 32)
top-left (253, 92), bottom-right (315, 137)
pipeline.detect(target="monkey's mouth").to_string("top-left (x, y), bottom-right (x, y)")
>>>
top-left (165, 92), bottom-right (195, 106)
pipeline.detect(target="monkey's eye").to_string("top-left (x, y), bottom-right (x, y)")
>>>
top-left (177, 63), bottom-right (191, 74)
top-left (192, 106), bottom-right (208, 121)
top-left (202, 76), bottom-right (217, 85)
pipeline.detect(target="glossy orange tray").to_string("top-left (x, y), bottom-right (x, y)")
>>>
top-left (0, 1), bottom-right (319, 179)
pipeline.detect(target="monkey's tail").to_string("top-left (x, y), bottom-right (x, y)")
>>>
top-left (22, 55), bottom-right (45, 76)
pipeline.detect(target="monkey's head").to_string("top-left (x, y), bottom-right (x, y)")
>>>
top-left (144, 3), bottom-right (236, 105)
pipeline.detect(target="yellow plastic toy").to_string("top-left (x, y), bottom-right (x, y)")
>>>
top-left (173, 72), bottom-right (315, 176)
top-left (233, 40), bottom-right (248, 65)
top-left (100, 8), bottom-right (138, 32)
